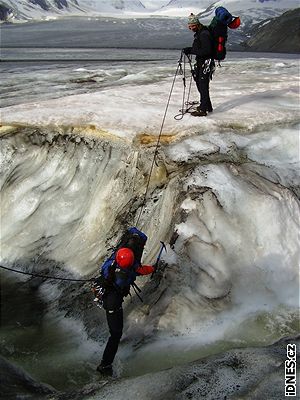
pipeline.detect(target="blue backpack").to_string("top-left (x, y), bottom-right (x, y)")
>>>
top-left (215, 6), bottom-right (233, 25)
top-left (100, 227), bottom-right (147, 290)
top-left (208, 7), bottom-right (236, 61)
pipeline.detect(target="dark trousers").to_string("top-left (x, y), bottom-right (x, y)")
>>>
top-left (101, 290), bottom-right (124, 367)
top-left (194, 60), bottom-right (214, 112)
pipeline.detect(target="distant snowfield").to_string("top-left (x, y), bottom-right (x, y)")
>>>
top-left (3, 0), bottom-right (299, 21)
top-left (2, 56), bottom-right (299, 142)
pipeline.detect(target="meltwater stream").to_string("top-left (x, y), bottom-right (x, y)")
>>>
top-left (0, 30), bottom-right (299, 398)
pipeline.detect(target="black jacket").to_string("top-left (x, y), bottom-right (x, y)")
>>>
top-left (191, 27), bottom-right (213, 61)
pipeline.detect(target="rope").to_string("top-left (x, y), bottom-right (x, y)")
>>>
top-left (180, 53), bottom-right (187, 116)
top-left (1, 53), bottom-right (187, 281)
top-left (135, 58), bottom-right (182, 227)
top-left (0, 264), bottom-right (92, 282)
top-left (174, 53), bottom-right (198, 120)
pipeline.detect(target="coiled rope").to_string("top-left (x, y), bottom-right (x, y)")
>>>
top-left (174, 53), bottom-right (199, 120)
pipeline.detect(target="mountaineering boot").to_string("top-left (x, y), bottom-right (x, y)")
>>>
top-left (191, 109), bottom-right (207, 117)
top-left (96, 363), bottom-right (113, 377)
top-left (197, 106), bottom-right (213, 113)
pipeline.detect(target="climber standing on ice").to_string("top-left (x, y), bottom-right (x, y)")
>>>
top-left (182, 13), bottom-right (215, 117)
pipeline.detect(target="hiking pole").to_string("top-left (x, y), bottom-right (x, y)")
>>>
top-left (186, 53), bottom-right (195, 80)
top-left (151, 241), bottom-right (167, 278)
top-left (177, 51), bottom-right (187, 120)
top-left (178, 50), bottom-right (184, 73)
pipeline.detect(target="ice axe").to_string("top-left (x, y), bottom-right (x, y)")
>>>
top-left (151, 241), bottom-right (167, 278)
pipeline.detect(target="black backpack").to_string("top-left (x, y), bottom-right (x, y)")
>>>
top-left (208, 7), bottom-right (240, 62)
top-left (209, 17), bottom-right (228, 61)
top-left (113, 227), bottom-right (147, 264)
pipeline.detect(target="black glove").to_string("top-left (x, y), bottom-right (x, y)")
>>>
top-left (183, 47), bottom-right (192, 55)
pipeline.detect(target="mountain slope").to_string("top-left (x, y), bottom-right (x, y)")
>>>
top-left (243, 8), bottom-right (300, 53)
top-left (1, 0), bottom-right (299, 22)
top-left (0, 0), bottom-right (145, 21)
top-left (159, 0), bottom-right (299, 19)
top-left (197, 0), bottom-right (299, 24)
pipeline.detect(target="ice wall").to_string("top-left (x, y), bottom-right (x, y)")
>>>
top-left (153, 163), bottom-right (299, 328)
top-left (0, 121), bottom-right (299, 348)
top-left (123, 130), bottom-right (299, 345)
top-left (0, 126), bottom-right (177, 274)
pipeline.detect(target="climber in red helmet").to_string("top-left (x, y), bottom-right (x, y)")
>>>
top-left (93, 227), bottom-right (155, 377)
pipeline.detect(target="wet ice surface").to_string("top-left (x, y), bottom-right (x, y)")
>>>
top-left (0, 50), bottom-right (177, 108)
top-left (1, 52), bottom-right (298, 137)
top-left (0, 45), bottom-right (299, 397)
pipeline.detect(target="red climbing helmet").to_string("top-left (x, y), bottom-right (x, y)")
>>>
top-left (228, 16), bottom-right (241, 29)
top-left (116, 248), bottom-right (135, 269)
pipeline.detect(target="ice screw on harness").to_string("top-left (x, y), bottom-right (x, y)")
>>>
top-left (91, 282), bottom-right (105, 308)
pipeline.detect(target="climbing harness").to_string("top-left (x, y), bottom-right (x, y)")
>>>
top-left (202, 58), bottom-right (216, 79)
top-left (203, 59), bottom-right (212, 75)
top-left (91, 280), bottom-right (106, 308)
